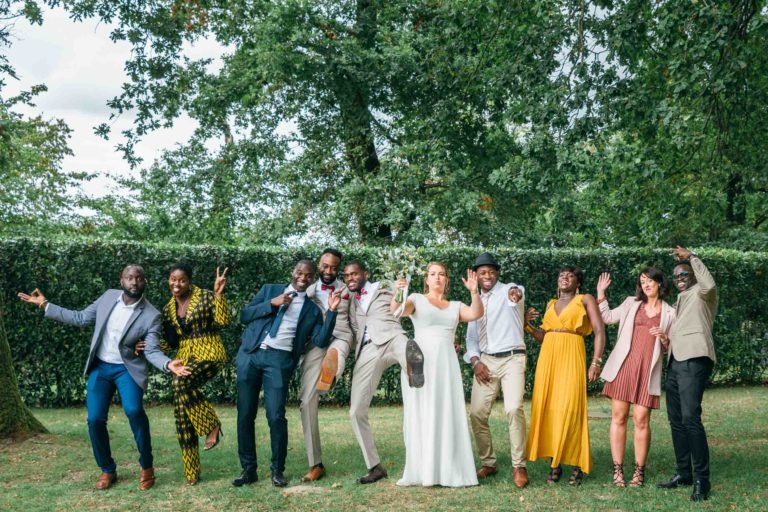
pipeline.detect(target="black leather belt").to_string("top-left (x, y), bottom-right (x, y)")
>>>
top-left (485, 349), bottom-right (526, 357)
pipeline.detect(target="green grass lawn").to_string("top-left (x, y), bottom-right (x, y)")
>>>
top-left (1, 386), bottom-right (766, 511)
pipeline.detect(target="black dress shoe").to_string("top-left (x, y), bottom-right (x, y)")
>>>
top-left (358, 463), bottom-right (388, 484)
top-left (657, 473), bottom-right (693, 489)
top-left (271, 471), bottom-right (288, 487)
top-left (405, 339), bottom-right (424, 388)
top-left (232, 470), bottom-right (257, 487)
top-left (691, 479), bottom-right (710, 501)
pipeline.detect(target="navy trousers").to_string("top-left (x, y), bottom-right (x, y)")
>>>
top-left (86, 360), bottom-right (153, 473)
top-left (236, 347), bottom-right (295, 473)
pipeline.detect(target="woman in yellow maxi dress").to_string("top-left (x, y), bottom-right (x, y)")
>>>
top-left (524, 266), bottom-right (606, 485)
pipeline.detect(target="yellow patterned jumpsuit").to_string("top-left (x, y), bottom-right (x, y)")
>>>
top-left (163, 284), bottom-right (230, 481)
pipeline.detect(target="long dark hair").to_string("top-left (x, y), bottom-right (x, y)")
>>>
top-left (635, 267), bottom-right (670, 302)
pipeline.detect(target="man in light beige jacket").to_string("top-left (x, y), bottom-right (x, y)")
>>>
top-left (657, 246), bottom-right (717, 502)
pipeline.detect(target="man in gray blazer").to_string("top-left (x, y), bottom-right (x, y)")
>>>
top-left (657, 246), bottom-right (717, 501)
top-left (19, 265), bottom-right (189, 491)
top-left (343, 260), bottom-right (423, 484)
top-left (298, 248), bottom-right (355, 482)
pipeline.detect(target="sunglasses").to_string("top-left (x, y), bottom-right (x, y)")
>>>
top-left (673, 271), bottom-right (691, 280)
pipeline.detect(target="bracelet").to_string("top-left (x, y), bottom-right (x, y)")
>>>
top-left (589, 361), bottom-right (601, 369)
top-left (525, 324), bottom-right (535, 334)
top-left (39, 300), bottom-right (48, 310)
top-left (470, 359), bottom-right (479, 369)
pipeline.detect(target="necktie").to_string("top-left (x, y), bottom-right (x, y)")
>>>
top-left (321, 284), bottom-right (335, 292)
top-left (268, 306), bottom-right (288, 338)
top-left (355, 289), bottom-right (368, 300)
top-left (478, 292), bottom-right (491, 354)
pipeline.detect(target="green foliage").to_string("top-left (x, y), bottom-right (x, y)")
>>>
top-left (2, 238), bottom-right (765, 407)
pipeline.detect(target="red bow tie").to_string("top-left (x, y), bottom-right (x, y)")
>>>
top-left (355, 289), bottom-right (368, 300)
top-left (320, 284), bottom-right (335, 292)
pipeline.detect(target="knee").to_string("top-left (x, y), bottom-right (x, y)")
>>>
top-left (504, 401), bottom-right (523, 419)
top-left (611, 411), bottom-right (629, 428)
top-left (123, 403), bottom-right (145, 421)
top-left (349, 403), bottom-right (366, 423)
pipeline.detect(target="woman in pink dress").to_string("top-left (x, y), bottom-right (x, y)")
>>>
top-left (596, 268), bottom-right (676, 487)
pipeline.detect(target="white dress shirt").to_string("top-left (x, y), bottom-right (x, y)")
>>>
top-left (96, 295), bottom-right (140, 364)
top-left (262, 285), bottom-right (305, 352)
top-left (314, 279), bottom-right (342, 312)
top-left (357, 281), bottom-right (380, 343)
top-left (464, 281), bottom-right (526, 364)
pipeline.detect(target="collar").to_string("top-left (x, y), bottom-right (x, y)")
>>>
top-left (118, 294), bottom-right (142, 309)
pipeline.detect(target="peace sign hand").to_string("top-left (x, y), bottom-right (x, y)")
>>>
top-left (214, 267), bottom-right (228, 298)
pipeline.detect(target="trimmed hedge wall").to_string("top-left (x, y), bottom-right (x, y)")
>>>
top-left (1, 238), bottom-right (766, 407)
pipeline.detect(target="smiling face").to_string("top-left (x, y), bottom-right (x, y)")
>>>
top-left (673, 263), bottom-right (697, 292)
top-left (291, 262), bottom-right (315, 292)
top-left (121, 266), bottom-right (146, 299)
top-left (318, 252), bottom-right (341, 286)
top-left (557, 270), bottom-right (580, 294)
top-left (476, 265), bottom-right (499, 292)
top-left (425, 263), bottom-right (449, 295)
top-left (639, 273), bottom-right (660, 299)
top-left (343, 263), bottom-right (368, 293)
top-left (168, 269), bottom-right (191, 299)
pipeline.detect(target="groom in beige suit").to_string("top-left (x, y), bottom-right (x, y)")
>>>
top-left (298, 248), bottom-right (355, 482)
top-left (343, 261), bottom-right (423, 484)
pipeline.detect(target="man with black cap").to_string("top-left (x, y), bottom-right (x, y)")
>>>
top-left (464, 252), bottom-right (529, 488)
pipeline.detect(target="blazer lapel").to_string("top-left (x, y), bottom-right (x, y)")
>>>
top-left (119, 299), bottom-right (145, 344)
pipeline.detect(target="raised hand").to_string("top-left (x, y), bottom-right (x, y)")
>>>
top-left (168, 359), bottom-right (192, 377)
top-left (328, 289), bottom-right (342, 312)
top-left (461, 269), bottom-right (478, 293)
top-left (508, 286), bottom-right (522, 304)
top-left (214, 266), bottom-right (228, 297)
top-left (525, 307), bottom-right (540, 324)
top-left (395, 276), bottom-right (408, 289)
top-left (671, 245), bottom-right (692, 261)
top-left (596, 272), bottom-right (612, 298)
top-left (18, 288), bottom-right (47, 308)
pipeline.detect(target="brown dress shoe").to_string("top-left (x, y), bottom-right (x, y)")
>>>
top-left (317, 348), bottom-right (339, 395)
top-left (95, 472), bottom-right (117, 490)
top-left (477, 466), bottom-right (498, 479)
top-left (138, 468), bottom-right (155, 490)
top-left (513, 467), bottom-right (529, 488)
top-left (301, 464), bottom-right (326, 482)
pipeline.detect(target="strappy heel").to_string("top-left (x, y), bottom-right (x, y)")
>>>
top-left (629, 463), bottom-right (645, 487)
top-left (546, 465), bottom-right (562, 484)
top-left (612, 462), bottom-right (625, 487)
top-left (569, 467), bottom-right (584, 486)
top-left (204, 424), bottom-right (223, 451)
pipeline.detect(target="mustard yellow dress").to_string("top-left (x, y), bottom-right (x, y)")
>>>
top-left (526, 295), bottom-right (593, 473)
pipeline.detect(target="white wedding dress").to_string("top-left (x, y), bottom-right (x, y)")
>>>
top-left (398, 294), bottom-right (478, 487)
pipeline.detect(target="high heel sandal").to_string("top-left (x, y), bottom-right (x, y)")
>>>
top-left (629, 463), bottom-right (645, 487)
top-left (204, 425), bottom-right (223, 451)
top-left (612, 462), bottom-right (625, 488)
top-left (569, 467), bottom-right (584, 486)
top-left (546, 465), bottom-right (562, 484)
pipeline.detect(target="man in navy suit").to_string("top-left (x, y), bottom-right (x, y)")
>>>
top-left (233, 259), bottom-right (340, 488)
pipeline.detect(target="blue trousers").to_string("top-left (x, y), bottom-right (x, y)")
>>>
top-left (86, 360), bottom-right (153, 473)
top-left (236, 347), bottom-right (295, 473)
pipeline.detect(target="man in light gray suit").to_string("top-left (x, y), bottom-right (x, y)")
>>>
top-left (19, 265), bottom-right (189, 491)
top-left (343, 261), bottom-right (423, 484)
top-left (298, 248), bottom-right (355, 482)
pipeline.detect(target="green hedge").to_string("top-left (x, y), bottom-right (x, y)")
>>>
top-left (1, 238), bottom-right (766, 407)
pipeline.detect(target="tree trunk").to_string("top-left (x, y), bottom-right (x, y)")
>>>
top-left (0, 295), bottom-right (47, 438)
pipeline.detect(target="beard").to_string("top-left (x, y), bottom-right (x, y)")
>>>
top-left (122, 285), bottom-right (145, 299)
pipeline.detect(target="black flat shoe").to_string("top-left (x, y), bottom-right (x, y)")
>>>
top-left (657, 473), bottom-right (693, 489)
top-left (271, 471), bottom-right (288, 487)
top-left (690, 479), bottom-right (710, 501)
top-left (358, 463), bottom-right (388, 484)
top-left (232, 470), bottom-right (257, 487)
top-left (405, 339), bottom-right (424, 388)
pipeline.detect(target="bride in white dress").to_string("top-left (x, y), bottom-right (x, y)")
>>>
top-left (391, 263), bottom-right (483, 487)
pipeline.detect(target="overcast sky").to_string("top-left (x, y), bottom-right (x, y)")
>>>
top-left (5, 6), bottom-right (223, 197)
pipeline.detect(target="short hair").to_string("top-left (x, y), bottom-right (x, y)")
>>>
top-left (635, 267), bottom-right (670, 302)
top-left (320, 247), bottom-right (343, 260)
top-left (122, 264), bottom-right (145, 277)
top-left (295, 259), bottom-right (317, 273)
top-left (344, 260), bottom-right (367, 272)
top-left (675, 260), bottom-right (692, 269)
top-left (558, 265), bottom-right (584, 287)
top-left (169, 262), bottom-right (193, 280)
